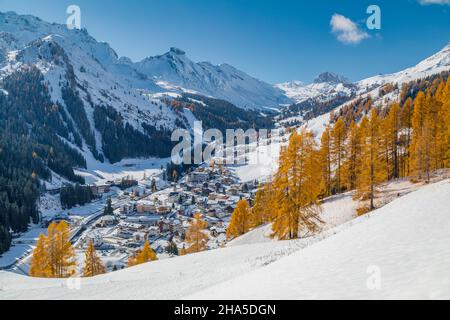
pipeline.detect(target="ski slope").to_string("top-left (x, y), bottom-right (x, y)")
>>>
top-left (0, 179), bottom-right (449, 300)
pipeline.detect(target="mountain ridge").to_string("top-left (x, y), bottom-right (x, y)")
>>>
top-left (131, 47), bottom-right (292, 109)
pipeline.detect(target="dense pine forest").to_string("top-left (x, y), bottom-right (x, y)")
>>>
top-left (60, 184), bottom-right (95, 210)
top-left (173, 94), bottom-right (275, 133)
top-left (93, 105), bottom-right (174, 163)
top-left (0, 68), bottom-right (87, 254)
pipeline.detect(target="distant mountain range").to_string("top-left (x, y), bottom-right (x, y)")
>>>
top-left (129, 47), bottom-right (291, 109)
top-left (275, 72), bottom-right (355, 104)
top-left (1, 10), bottom-right (450, 164)
top-left (276, 43), bottom-right (450, 105)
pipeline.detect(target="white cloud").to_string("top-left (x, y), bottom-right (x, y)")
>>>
top-left (419, 0), bottom-right (450, 5)
top-left (330, 14), bottom-right (369, 44)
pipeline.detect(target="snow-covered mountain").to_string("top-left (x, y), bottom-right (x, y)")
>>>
top-left (0, 11), bottom-right (181, 138)
top-left (276, 72), bottom-right (355, 103)
top-left (0, 10), bottom-right (290, 168)
top-left (2, 11), bottom-right (281, 165)
top-left (277, 43), bottom-right (450, 129)
top-left (1, 10), bottom-right (449, 163)
top-left (130, 47), bottom-right (292, 109)
top-left (277, 43), bottom-right (450, 106)
top-left (356, 42), bottom-right (450, 92)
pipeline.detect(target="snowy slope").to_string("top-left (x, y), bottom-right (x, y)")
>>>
top-left (0, 11), bottom-right (188, 163)
top-left (227, 191), bottom-right (358, 247)
top-left (278, 43), bottom-right (450, 132)
top-left (1, 179), bottom-right (449, 300)
top-left (189, 179), bottom-right (450, 300)
top-left (277, 43), bottom-right (450, 106)
top-left (132, 47), bottom-right (292, 109)
top-left (357, 42), bottom-right (450, 92)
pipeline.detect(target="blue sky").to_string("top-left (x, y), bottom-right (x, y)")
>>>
top-left (0, 0), bottom-right (449, 84)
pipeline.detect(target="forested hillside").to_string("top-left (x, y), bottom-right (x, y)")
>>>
top-left (227, 75), bottom-right (450, 241)
top-left (0, 68), bottom-right (86, 254)
top-left (94, 104), bottom-right (174, 163)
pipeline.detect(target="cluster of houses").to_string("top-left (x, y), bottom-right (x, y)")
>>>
top-left (79, 165), bottom-right (259, 268)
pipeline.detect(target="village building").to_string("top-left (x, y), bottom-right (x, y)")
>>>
top-left (87, 233), bottom-right (104, 248)
top-left (169, 219), bottom-right (184, 235)
top-left (136, 200), bottom-right (156, 214)
top-left (148, 226), bottom-right (160, 237)
top-left (168, 192), bottom-right (180, 203)
top-left (118, 221), bottom-right (145, 232)
top-left (121, 203), bottom-right (134, 215)
top-left (133, 231), bottom-right (148, 243)
top-left (158, 219), bottom-right (171, 233)
top-left (96, 215), bottom-right (118, 228)
top-left (156, 205), bottom-right (171, 215)
top-left (90, 184), bottom-right (111, 197)
top-left (186, 171), bottom-right (209, 184)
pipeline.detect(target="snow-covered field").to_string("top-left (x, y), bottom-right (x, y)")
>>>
top-left (1, 179), bottom-right (448, 300)
top-left (76, 154), bottom-right (170, 186)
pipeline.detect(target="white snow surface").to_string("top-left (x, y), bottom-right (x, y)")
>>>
top-left (189, 179), bottom-right (450, 300)
top-left (1, 179), bottom-right (449, 300)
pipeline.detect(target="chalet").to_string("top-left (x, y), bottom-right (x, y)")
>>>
top-left (90, 184), bottom-right (111, 197)
top-left (205, 216), bottom-right (221, 226)
top-left (168, 192), bottom-right (180, 203)
top-left (133, 231), bottom-right (148, 243)
top-left (207, 208), bottom-right (217, 217)
top-left (125, 216), bottom-right (159, 227)
top-left (210, 226), bottom-right (227, 238)
top-left (206, 199), bottom-right (219, 208)
top-left (215, 209), bottom-right (229, 219)
top-left (156, 205), bottom-right (171, 215)
top-left (148, 226), bottom-right (159, 237)
top-left (169, 220), bottom-right (183, 235)
top-left (87, 233), bottom-right (104, 248)
top-left (152, 240), bottom-right (168, 254)
top-left (222, 177), bottom-right (232, 185)
top-left (117, 230), bottom-right (133, 239)
top-left (121, 203), bottom-right (134, 215)
top-left (118, 221), bottom-right (145, 232)
top-left (186, 171), bottom-right (209, 184)
top-left (179, 204), bottom-right (195, 217)
top-left (208, 193), bottom-right (217, 201)
top-left (96, 215), bottom-right (118, 227)
top-left (136, 200), bottom-right (156, 214)
top-left (158, 219), bottom-right (171, 233)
